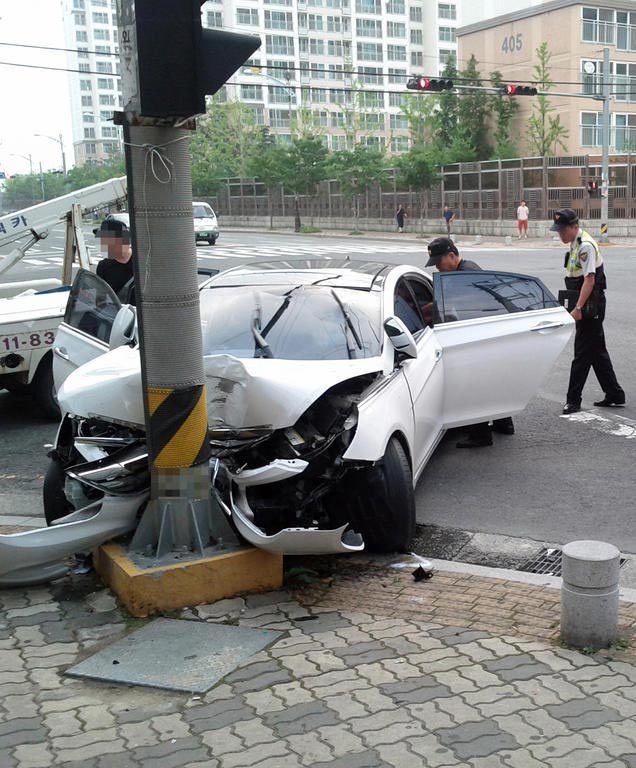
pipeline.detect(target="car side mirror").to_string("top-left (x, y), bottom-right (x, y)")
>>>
top-left (109, 305), bottom-right (136, 350)
top-left (384, 316), bottom-right (418, 359)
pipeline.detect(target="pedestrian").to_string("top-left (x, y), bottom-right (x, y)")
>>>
top-left (442, 204), bottom-right (455, 236)
top-left (95, 218), bottom-right (134, 298)
top-left (426, 237), bottom-right (515, 448)
top-left (550, 209), bottom-right (625, 415)
top-left (517, 200), bottom-right (529, 239)
top-left (396, 204), bottom-right (407, 233)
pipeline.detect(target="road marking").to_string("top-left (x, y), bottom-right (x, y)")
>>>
top-left (561, 409), bottom-right (636, 438)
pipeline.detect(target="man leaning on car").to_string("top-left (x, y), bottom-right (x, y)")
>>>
top-left (426, 237), bottom-right (515, 449)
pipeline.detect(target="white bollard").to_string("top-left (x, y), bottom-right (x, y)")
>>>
top-left (504, 235), bottom-right (512, 245)
top-left (560, 540), bottom-right (620, 650)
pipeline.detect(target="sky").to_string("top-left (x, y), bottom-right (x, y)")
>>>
top-left (0, 0), bottom-right (74, 176)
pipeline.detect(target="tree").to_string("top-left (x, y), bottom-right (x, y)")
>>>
top-left (401, 93), bottom-right (436, 147)
top-left (328, 144), bottom-right (387, 231)
top-left (395, 147), bottom-right (439, 230)
top-left (457, 55), bottom-right (491, 159)
top-left (526, 42), bottom-right (569, 156)
top-left (284, 135), bottom-right (330, 231)
top-left (429, 56), bottom-right (459, 151)
top-left (489, 70), bottom-right (519, 159)
top-left (244, 129), bottom-right (288, 229)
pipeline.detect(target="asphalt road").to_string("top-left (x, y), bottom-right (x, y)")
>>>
top-left (2, 227), bottom-right (635, 569)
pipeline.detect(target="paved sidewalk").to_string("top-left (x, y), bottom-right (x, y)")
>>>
top-left (2, 555), bottom-right (636, 767)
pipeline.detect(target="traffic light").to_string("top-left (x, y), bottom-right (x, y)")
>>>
top-left (119, 0), bottom-right (261, 118)
top-left (500, 84), bottom-right (538, 96)
top-left (587, 180), bottom-right (599, 197)
top-left (406, 77), bottom-right (454, 92)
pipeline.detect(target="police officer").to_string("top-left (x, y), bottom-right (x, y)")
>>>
top-left (550, 208), bottom-right (625, 414)
top-left (426, 237), bottom-right (515, 448)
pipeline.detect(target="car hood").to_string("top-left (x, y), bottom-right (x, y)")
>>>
top-left (57, 347), bottom-right (384, 430)
top-left (205, 354), bottom-right (383, 429)
top-left (194, 217), bottom-right (217, 225)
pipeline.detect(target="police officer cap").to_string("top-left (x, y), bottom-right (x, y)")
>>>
top-left (550, 208), bottom-right (579, 232)
top-left (426, 237), bottom-right (458, 266)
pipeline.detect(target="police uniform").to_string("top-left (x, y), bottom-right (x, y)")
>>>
top-left (550, 209), bottom-right (625, 413)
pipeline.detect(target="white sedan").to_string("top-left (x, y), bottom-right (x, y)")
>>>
top-left (49, 259), bottom-right (573, 555)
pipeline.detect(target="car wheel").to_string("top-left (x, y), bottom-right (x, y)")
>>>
top-left (349, 437), bottom-right (415, 552)
top-left (208, 237), bottom-right (216, 245)
top-left (43, 457), bottom-right (73, 525)
top-left (32, 353), bottom-right (60, 421)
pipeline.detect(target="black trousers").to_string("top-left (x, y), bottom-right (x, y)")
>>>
top-left (566, 309), bottom-right (624, 405)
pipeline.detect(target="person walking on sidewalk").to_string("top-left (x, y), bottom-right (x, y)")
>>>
top-left (396, 204), bottom-right (407, 233)
top-left (516, 200), bottom-right (529, 238)
top-left (442, 204), bottom-right (455, 236)
top-left (550, 208), bottom-right (626, 415)
top-left (426, 237), bottom-right (515, 448)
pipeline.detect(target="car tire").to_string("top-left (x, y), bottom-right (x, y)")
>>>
top-left (208, 237), bottom-right (216, 245)
top-left (32, 352), bottom-right (60, 421)
top-left (349, 437), bottom-right (415, 552)
top-left (43, 457), bottom-right (73, 525)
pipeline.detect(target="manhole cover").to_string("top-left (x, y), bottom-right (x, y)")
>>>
top-left (66, 618), bottom-right (283, 693)
top-left (519, 548), bottom-right (628, 577)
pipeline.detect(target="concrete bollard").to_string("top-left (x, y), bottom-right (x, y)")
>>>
top-left (504, 235), bottom-right (512, 245)
top-left (560, 540), bottom-right (620, 650)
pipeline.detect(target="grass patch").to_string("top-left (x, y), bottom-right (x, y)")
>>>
top-left (299, 224), bottom-right (321, 234)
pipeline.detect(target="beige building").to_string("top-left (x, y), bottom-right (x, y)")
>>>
top-left (458, 0), bottom-right (636, 156)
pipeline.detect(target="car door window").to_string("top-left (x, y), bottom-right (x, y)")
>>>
top-left (434, 271), bottom-right (560, 323)
top-left (393, 278), bottom-right (425, 335)
top-left (405, 277), bottom-right (435, 328)
top-left (64, 269), bottom-right (121, 343)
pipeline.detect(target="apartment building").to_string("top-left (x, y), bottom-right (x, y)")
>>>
top-left (458, 0), bottom-right (636, 155)
top-left (63, 0), bottom-right (460, 165)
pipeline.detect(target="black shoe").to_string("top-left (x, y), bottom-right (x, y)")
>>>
top-left (492, 418), bottom-right (515, 435)
top-left (594, 397), bottom-right (626, 407)
top-left (562, 403), bottom-right (580, 415)
top-left (456, 436), bottom-right (493, 449)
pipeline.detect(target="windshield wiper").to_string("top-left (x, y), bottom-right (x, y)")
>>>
top-left (330, 288), bottom-right (363, 356)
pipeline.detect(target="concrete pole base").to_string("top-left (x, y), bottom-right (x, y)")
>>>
top-left (560, 540), bottom-right (620, 650)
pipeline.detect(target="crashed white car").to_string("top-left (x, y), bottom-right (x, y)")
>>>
top-left (48, 259), bottom-right (573, 555)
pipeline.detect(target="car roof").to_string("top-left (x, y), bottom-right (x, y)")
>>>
top-left (205, 259), bottom-right (396, 291)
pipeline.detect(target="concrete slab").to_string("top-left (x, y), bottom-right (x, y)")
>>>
top-left (65, 617), bottom-right (284, 693)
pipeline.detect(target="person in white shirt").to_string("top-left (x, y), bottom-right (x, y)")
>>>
top-left (516, 200), bottom-right (529, 238)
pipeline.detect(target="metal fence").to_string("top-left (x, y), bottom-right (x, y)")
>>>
top-left (206, 153), bottom-right (636, 223)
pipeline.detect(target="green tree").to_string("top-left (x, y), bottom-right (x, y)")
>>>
top-left (401, 93), bottom-right (436, 146)
top-left (395, 147), bottom-right (439, 229)
top-left (457, 55), bottom-right (490, 159)
top-left (429, 56), bottom-right (459, 151)
top-left (489, 70), bottom-right (519, 159)
top-left (526, 42), bottom-right (569, 156)
top-left (245, 129), bottom-right (288, 229)
top-left (284, 135), bottom-right (330, 231)
top-left (328, 144), bottom-right (387, 231)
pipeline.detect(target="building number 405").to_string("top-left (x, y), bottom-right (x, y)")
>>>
top-left (501, 33), bottom-right (523, 53)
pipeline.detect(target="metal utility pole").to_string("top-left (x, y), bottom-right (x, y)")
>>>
top-left (599, 47), bottom-right (610, 242)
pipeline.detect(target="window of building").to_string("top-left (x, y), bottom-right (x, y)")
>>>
top-left (95, 45), bottom-right (111, 54)
top-left (330, 88), bottom-right (352, 104)
top-left (76, 31), bottom-right (88, 42)
top-left (80, 79), bottom-right (92, 91)
top-left (92, 0), bottom-right (107, 7)
top-left (237, 8), bottom-right (259, 24)
top-left (361, 135), bottom-right (382, 147)
top-left (614, 113), bottom-right (636, 149)
top-left (438, 3), bottom-right (456, 20)
top-left (264, 0), bottom-right (292, 6)
top-left (328, 64), bottom-right (344, 79)
top-left (99, 94), bottom-right (116, 105)
top-left (94, 28), bottom-right (110, 40)
top-left (386, 0), bottom-right (405, 13)
top-left (438, 26), bottom-right (456, 42)
top-left (331, 134), bottom-right (348, 150)
top-left (78, 62), bottom-right (90, 72)
top-left (389, 92), bottom-right (405, 106)
top-left (391, 135), bottom-right (409, 152)
top-left (613, 61), bottom-right (636, 102)
top-left (361, 113), bottom-right (384, 130)
top-left (97, 77), bottom-right (114, 89)
top-left (241, 84), bottom-right (263, 100)
top-left (265, 11), bottom-right (293, 30)
top-left (313, 110), bottom-right (329, 127)
top-left (327, 15), bottom-right (346, 32)
top-left (310, 38), bottom-right (325, 55)
top-left (330, 111), bottom-right (344, 127)
top-left (84, 128), bottom-right (96, 139)
top-left (269, 85), bottom-right (294, 103)
top-left (580, 111), bottom-right (603, 146)
top-left (409, 6), bottom-right (422, 22)
top-left (102, 126), bottom-right (117, 136)
top-left (73, 0), bottom-right (85, 8)
top-left (390, 113), bottom-right (408, 129)
top-left (581, 7), bottom-right (615, 44)
top-left (439, 49), bottom-right (454, 67)
top-left (311, 89), bottom-right (328, 103)
top-left (410, 29), bottom-right (423, 45)
top-left (387, 44), bottom-right (407, 61)
top-left (387, 22), bottom-right (406, 37)
top-left (356, 19), bottom-right (381, 37)
top-left (77, 47), bottom-right (89, 59)
top-left (310, 63), bottom-right (326, 79)
top-left (388, 67), bottom-right (406, 84)
top-left (266, 35), bottom-right (294, 55)
top-left (328, 40), bottom-right (347, 57)
top-left (96, 61), bottom-right (112, 73)
top-left (269, 108), bottom-right (292, 127)
top-left (100, 109), bottom-right (113, 120)
top-left (249, 106), bottom-right (265, 125)
top-left (81, 95), bottom-right (93, 107)
top-left (102, 142), bottom-right (119, 154)
top-left (355, 0), bottom-right (381, 13)
top-left (357, 42), bottom-right (383, 61)
top-left (92, 11), bottom-right (108, 23)
top-left (85, 143), bottom-right (97, 155)
top-left (410, 51), bottom-right (423, 66)
top-left (207, 11), bottom-right (223, 27)
top-left (83, 113), bottom-right (94, 122)
top-left (616, 11), bottom-right (636, 51)
top-left (359, 66), bottom-right (381, 84)
top-left (308, 14), bottom-right (323, 30)
top-left (327, 0), bottom-right (347, 7)
top-left (74, 12), bottom-right (86, 25)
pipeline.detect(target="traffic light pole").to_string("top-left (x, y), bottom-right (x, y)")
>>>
top-left (600, 47), bottom-right (610, 242)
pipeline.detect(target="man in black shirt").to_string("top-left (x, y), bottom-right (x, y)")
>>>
top-left (426, 237), bottom-right (515, 448)
top-left (95, 218), bottom-right (134, 298)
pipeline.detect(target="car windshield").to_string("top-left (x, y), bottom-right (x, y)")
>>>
top-left (201, 284), bottom-right (382, 360)
top-left (193, 204), bottom-right (214, 219)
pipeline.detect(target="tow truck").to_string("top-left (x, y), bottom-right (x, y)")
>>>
top-left (0, 177), bottom-right (127, 417)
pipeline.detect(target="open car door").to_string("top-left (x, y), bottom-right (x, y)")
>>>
top-left (52, 269), bottom-right (123, 392)
top-left (432, 270), bottom-right (574, 428)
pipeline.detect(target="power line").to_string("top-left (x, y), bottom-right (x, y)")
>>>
top-left (0, 40), bottom-right (118, 57)
top-left (0, 60), bottom-right (120, 77)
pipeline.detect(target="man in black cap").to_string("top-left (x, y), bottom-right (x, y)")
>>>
top-left (426, 237), bottom-right (515, 448)
top-left (551, 208), bottom-right (625, 414)
top-left (95, 218), bottom-right (134, 298)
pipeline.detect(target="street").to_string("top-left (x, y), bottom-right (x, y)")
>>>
top-left (2, 226), bottom-right (635, 570)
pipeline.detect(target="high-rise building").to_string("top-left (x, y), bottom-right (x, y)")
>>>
top-left (63, 0), bottom-right (459, 164)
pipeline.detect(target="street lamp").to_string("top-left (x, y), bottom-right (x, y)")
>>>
top-left (34, 132), bottom-right (67, 176)
top-left (10, 153), bottom-right (34, 175)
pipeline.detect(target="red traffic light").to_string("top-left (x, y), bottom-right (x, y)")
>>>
top-left (406, 76), bottom-right (454, 92)
top-left (505, 84), bottom-right (517, 95)
top-left (418, 77), bottom-right (430, 89)
top-left (500, 84), bottom-right (537, 96)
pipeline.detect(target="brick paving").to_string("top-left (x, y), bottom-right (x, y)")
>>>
top-left (1, 555), bottom-right (635, 767)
